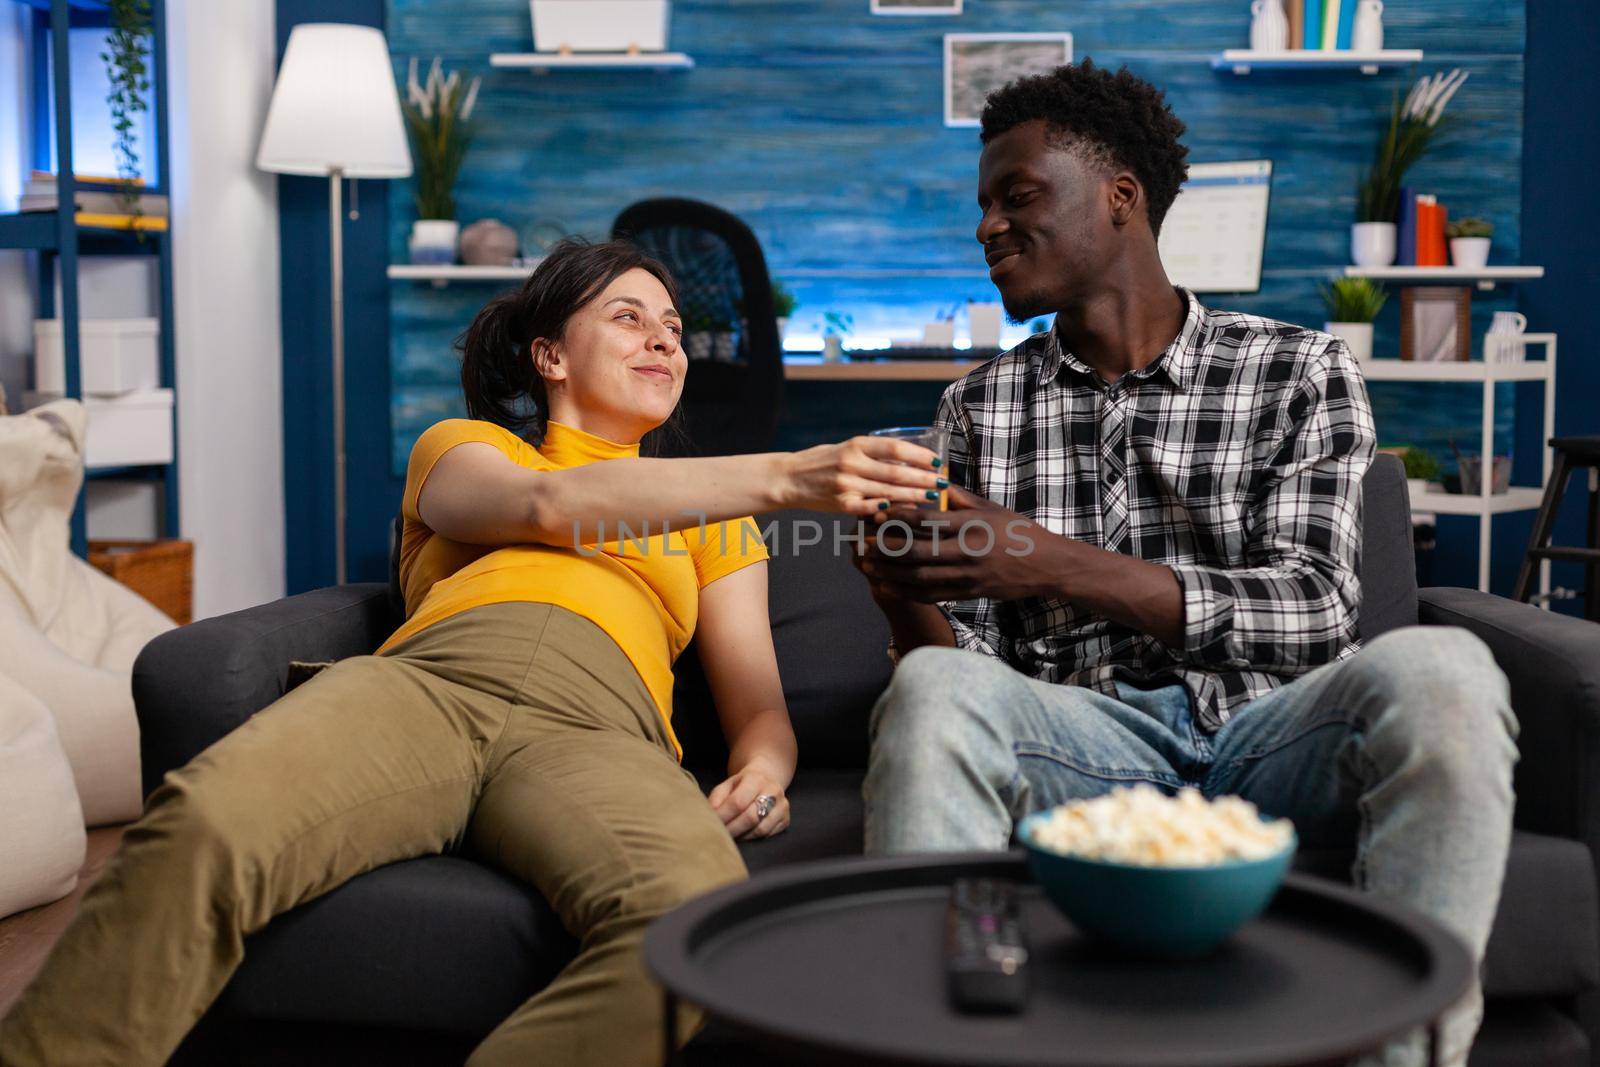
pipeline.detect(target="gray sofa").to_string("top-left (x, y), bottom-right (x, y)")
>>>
top-left (138, 455), bottom-right (1600, 1066)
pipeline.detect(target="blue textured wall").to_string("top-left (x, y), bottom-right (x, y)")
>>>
top-left (270, 0), bottom-right (1553, 593)
top-left (386, 0), bottom-right (1527, 478)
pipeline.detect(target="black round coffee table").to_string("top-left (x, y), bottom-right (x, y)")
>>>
top-left (644, 853), bottom-right (1474, 1067)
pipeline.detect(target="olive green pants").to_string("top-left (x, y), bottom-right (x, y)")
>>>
top-left (0, 603), bottom-right (746, 1067)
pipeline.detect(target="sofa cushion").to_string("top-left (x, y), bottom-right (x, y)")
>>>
top-left (1298, 829), bottom-right (1598, 1000)
top-left (1357, 453), bottom-right (1419, 640)
top-left (675, 510), bottom-right (890, 776)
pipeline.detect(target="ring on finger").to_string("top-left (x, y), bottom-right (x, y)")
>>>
top-left (755, 794), bottom-right (777, 821)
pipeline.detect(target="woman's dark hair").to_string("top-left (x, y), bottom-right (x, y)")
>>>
top-left (457, 236), bottom-right (688, 453)
top-left (980, 59), bottom-right (1190, 237)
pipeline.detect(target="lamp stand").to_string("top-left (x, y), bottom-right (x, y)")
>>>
top-left (329, 168), bottom-right (348, 585)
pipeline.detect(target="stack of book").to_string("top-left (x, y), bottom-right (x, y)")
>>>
top-left (1396, 189), bottom-right (1450, 267)
top-left (19, 171), bottom-right (169, 232)
top-left (1284, 0), bottom-right (1361, 50)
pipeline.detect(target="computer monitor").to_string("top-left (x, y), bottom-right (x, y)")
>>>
top-left (1157, 160), bottom-right (1273, 294)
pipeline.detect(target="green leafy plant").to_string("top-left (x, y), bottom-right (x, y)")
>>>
top-left (1320, 277), bottom-right (1388, 323)
top-left (822, 311), bottom-right (854, 337)
top-left (771, 281), bottom-right (797, 319)
top-left (1446, 216), bottom-right (1494, 239)
top-left (1402, 447), bottom-right (1442, 483)
top-left (100, 0), bottom-right (153, 221)
top-left (1357, 69), bottom-right (1468, 223)
top-left (402, 57), bottom-right (482, 221)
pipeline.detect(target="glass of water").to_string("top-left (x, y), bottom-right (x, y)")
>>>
top-left (870, 425), bottom-right (950, 510)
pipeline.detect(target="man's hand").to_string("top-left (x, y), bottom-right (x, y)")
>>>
top-left (857, 486), bottom-right (1067, 603)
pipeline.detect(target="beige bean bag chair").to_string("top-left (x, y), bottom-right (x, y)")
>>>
top-left (0, 685), bottom-right (86, 917)
top-left (0, 399), bottom-right (174, 833)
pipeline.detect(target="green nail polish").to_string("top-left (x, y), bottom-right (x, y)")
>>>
top-left (936, 478), bottom-right (949, 489)
top-left (925, 490), bottom-right (939, 500)
top-left (877, 501), bottom-right (889, 511)
top-left (931, 457), bottom-right (943, 469)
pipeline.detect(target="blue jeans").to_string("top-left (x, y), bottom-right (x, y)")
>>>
top-left (863, 626), bottom-right (1518, 1067)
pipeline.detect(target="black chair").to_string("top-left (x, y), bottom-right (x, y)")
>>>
top-left (1514, 436), bottom-right (1600, 620)
top-left (613, 198), bottom-right (783, 457)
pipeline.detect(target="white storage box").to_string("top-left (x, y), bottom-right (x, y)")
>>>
top-left (25, 389), bottom-right (175, 468)
top-left (34, 318), bottom-right (160, 396)
top-left (531, 1), bottom-right (670, 52)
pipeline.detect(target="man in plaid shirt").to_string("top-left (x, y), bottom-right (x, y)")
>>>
top-left (859, 62), bottom-right (1515, 1067)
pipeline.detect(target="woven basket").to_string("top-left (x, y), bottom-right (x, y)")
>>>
top-left (88, 539), bottom-right (194, 625)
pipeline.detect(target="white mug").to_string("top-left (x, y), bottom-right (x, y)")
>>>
top-left (1488, 310), bottom-right (1527, 335)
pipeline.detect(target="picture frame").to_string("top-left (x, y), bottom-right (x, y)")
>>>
top-left (1399, 286), bottom-right (1472, 361)
top-left (944, 33), bottom-right (1073, 128)
top-left (872, 0), bottom-right (961, 14)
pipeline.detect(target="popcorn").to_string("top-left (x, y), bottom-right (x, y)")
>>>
top-left (1028, 785), bottom-right (1293, 866)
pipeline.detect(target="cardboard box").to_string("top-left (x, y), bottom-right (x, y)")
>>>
top-left (34, 318), bottom-right (160, 395)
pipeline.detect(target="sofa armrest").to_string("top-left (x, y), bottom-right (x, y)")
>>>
top-left (1418, 587), bottom-right (1600, 846)
top-left (132, 584), bottom-right (397, 796)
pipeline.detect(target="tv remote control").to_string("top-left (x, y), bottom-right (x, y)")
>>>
top-left (945, 877), bottom-right (1029, 1013)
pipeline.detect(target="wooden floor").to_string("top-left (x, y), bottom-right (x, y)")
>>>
top-left (0, 826), bottom-right (127, 1016)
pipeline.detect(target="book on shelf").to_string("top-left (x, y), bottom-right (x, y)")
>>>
top-left (1336, 0), bottom-right (1357, 48)
top-left (1396, 186), bottom-right (1417, 266)
top-left (19, 192), bottom-right (169, 216)
top-left (1415, 196), bottom-right (1448, 267)
top-left (1323, 0), bottom-right (1341, 50)
top-left (1304, 0), bottom-right (1323, 49)
top-left (28, 169), bottom-right (142, 189)
top-left (1288, 0), bottom-right (1305, 49)
top-left (73, 212), bottom-right (169, 232)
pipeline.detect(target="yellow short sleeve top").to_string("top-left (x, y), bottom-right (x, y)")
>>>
top-left (375, 418), bottom-right (769, 758)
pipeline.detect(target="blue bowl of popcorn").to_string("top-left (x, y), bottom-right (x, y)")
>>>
top-left (1017, 786), bottom-right (1296, 958)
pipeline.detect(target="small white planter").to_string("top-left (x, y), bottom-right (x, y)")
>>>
top-left (967, 302), bottom-right (1003, 350)
top-left (776, 317), bottom-right (789, 344)
top-left (1325, 321), bottom-right (1374, 364)
top-left (822, 335), bottom-right (845, 363)
top-left (531, 1), bottom-right (669, 53)
top-left (1350, 222), bottom-right (1397, 268)
top-left (409, 220), bottom-right (459, 265)
top-left (1406, 478), bottom-right (1429, 504)
top-left (1450, 237), bottom-right (1491, 269)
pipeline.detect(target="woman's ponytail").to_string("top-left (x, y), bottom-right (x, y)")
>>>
top-left (458, 289), bottom-right (545, 438)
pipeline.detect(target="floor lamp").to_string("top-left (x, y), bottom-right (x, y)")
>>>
top-left (256, 23), bottom-right (411, 585)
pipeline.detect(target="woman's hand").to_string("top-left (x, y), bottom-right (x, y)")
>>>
top-left (777, 437), bottom-right (945, 516)
top-left (708, 766), bottom-right (791, 841)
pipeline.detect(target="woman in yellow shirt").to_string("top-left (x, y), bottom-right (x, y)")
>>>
top-left (1, 238), bottom-right (942, 1067)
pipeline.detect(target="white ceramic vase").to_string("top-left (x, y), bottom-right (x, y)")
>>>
top-left (1249, 0), bottom-right (1290, 51)
top-left (1350, 222), bottom-right (1397, 267)
top-left (1352, 0), bottom-right (1384, 50)
top-left (822, 335), bottom-right (844, 363)
top-left (1450, 237), bottom-right (1491, 269)
top-left (1325, 321), bottom-right (1374, 363)
top-left (409, 219), bottom-right (460, 265)
top-left (967, 303), bottom-right (1003, 350)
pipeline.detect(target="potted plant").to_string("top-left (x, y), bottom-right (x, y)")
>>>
top-left (771, 281), bottom-right (797, 344)
top-left (1400, 447), bottom-right (1442, 504)
top-left (1320, 277), bottom-right (1387, 364)
top-left (822, 311), bottom-right (853, 363)
top-left (402, 58), bottom-right (482, 265)
top-left (101, 0), bottom-right (153, 223)
top-left (1447, 217), bottom-right (1493, 269)
top-left (1353, 69), bottom-right (1468, 267)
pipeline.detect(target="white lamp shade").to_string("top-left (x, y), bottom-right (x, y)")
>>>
top-left (257, 23), bottom-right (412, 178)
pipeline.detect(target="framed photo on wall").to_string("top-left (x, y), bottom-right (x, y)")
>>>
top-left (872, 0), bottom-right (962, 14)
top-left (944, 33), bottom-right (1073, 127)
top-left (1399, 286), bottom-right (1473, 361)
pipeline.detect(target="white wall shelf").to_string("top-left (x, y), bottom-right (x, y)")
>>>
top-left (489, 52), bottom-right (695, 71)
top-left (388, 264), bottom-right (538, 287)
top-left (1212, 49), bottom-right (1423, 75)
top-left (1376, 335), bottom-right (1557, 596)
top-left (1343, 265), bottom-right (1544, 291)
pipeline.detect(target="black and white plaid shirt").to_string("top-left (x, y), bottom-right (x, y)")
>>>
top-left (935, 289), bottom-right (1376, 731)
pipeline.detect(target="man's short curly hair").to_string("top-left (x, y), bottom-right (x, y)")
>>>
top-left (980, 59), bottom-right (1190, 237)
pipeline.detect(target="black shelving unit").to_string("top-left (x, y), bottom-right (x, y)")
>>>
top-left (4, 0), bottom-right (176, 555)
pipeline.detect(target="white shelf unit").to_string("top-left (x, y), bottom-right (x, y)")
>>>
top-left (1212, 49), bottom-right (1424, 75)
top-left (388, 263), bottom-right (539, 287)
top-left (489, 52), bottom-right (694, 71)
top-left (1343, 265), bottom-right (1545, 291)
top-left (1361, 338), bottom-right (1557, 596)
